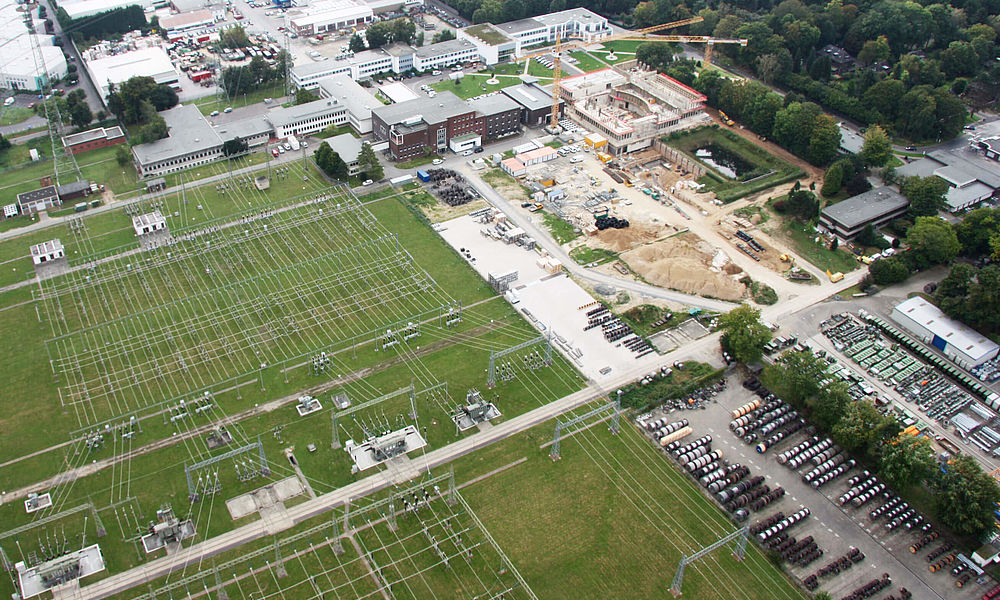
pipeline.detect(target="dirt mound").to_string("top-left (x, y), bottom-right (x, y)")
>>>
top-left (593, 224), bottom-right (661, 253)
top-left (621, 236), bottom-right (746, 301)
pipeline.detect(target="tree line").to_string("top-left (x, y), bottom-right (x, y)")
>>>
top-left (56, 4), bottom-right (150, 44)
top-left (691, 72), bottom-right (841, 166)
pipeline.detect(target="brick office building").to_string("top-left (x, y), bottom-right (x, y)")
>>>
top-left (371, 91), bottom-right (521, 160)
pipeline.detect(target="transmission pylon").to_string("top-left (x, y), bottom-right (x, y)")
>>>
top-left (669, 526), bottom-right (749, 596)
top-left (23, 13), bottom-right (81, 187)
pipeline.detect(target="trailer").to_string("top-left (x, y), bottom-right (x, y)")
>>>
top-left (416, 169), bottom-right (430, 182)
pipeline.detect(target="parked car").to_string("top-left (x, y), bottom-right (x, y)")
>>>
top-left (223, 107), bottom-right (233, 113)
top-left (432, 158), bottom-right (443, 165)
top-left (210, 110), bottom-right (220, 116)
top-left (362, 179), bottom-right (374, 186)
top-left (271, 148), bottom-right (279, 157)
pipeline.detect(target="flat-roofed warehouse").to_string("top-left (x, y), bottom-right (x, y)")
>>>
top-left (891, 297), bottom-right (1000, 369)
top-left (84, 47), bottom-right (179, 105)
top-left (819, 186), bottom-right (909, 239)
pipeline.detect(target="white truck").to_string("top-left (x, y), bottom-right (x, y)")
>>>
top-left (287, 136), bottom-right (300, 151)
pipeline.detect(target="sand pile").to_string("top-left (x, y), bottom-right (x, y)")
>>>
top-left (622, 235), bottom-right (746, 301)
top-left (593, 224), bottom-right (661, 252)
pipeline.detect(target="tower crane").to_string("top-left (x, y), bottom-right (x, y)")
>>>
top-left (514, 16), bottom-right (747, 132)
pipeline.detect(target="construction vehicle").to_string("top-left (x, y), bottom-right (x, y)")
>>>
top-left (779, 254), bottom-right (791, 262)
top-left (719, 110), bottom-right (735, 126)
top-left (512, 17), bottom-right (748, 132)
top-left (826, 270), bottom-right (844, 283)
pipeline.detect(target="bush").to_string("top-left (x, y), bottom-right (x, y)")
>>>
top-left (869, 257), bottom-right (911, 285)
top-left (751, 282), bottom-right (778, 305)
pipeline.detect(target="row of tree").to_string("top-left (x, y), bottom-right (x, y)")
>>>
top-left (105, 76), bottom-right (179, 144)
top-left (56, 5), bottom-right (150, 44)
top-left (349, 18), bottom-right (418, 52)
top-left (691, 72), bottom-right (841, 166)
top-left (221, 55), bottom-right (287, 97)
top-left (717, 305), bottom-right (1000, 538)
top-left (763, 348), bottom-right (1000, 538)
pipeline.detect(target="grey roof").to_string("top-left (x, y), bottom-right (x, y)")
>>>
top-left (292, 60), bottom-right (351, 79)
top-left (216, 115), bottom-right (271, 141)
top-left (62, 127), bottom-right (109, 146)
top-left (414, 38), bottom-right (475, 58)
top-left (267, 98), bottom-right (344, 128)
top-left (318, 74), bottom-right (381, 117)
top-left (927, 149), bottom-right (1000, 188)
top-left (897, 150), bottom-right (1000, 193)
top-left (57, 180), bottom-right (91, 196)
top-left (132, 105), bottom-right (223, 165)
top-left (17, 186), bottom-right (57, 204)
top-left (820, 186), bottom-right (908, 229)
top-left (381, 42), bottom-right (414, 57)
top-left (839, 125), bottom-right (863, 154)
top-left (502, 83), bottom-right (551, 111)
top-left (372, 90), bottom-right (470, 125)
top-left (897, 156), bottom-right (941, 179)
top-left (467, 92), bottom-right (520, 116)
top-left (327, 133), bottom-right (363, 163)
top-left (945, 181), bottom-right (994, 210)
top-left (495, 18), bottom-right (545, 35)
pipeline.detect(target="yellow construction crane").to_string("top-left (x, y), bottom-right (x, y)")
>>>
top-left (513, 17), bottom-right (746, 131)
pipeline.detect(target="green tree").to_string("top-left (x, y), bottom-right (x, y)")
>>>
top-left (315, 142), bottom-right (349, 180)
top-left (348, 33), bottom-right (366, 53)
top-left (860, 125), bottom-right (891, 167)
top-left (69, 101), bottom-right (93, 129)
top-left (221, 137), bottom-right (248, 157)
top-left (832, 400), bottom-right (900, 459)
top-left (862, 79), bottom-right (905, 123)
top-left (955, 207), bottom-right (1000, 257)
top-left (879, 435), bottom-right (937, 490)
top-left (857, 35), bottom-right (889, 66)
top-left (761, 349), bottom-right (827, 409)
top-left (114, 144), bottom-right (130, 166)
top-left (785, 189), bottom-right (819, 221)
top-left (390, 18), bottom-right (416, 45)
top-left (905, 216), bottom-right (960, 267)
top-left (717, 305), bottom-right (772, 365)
top-left (220, 25), bottom-right (249, 49)
top-left (941, 40), bottom-right (980, 79)
top-left (433, 29), bottom-right (455, 43)
top-left (356, 142), bottom-right (383, 181)
top-left (821, 163), bottom-right (843, 197)
top-left (365, 20), bottom-right (393, 48)
top-left (933, 454), bottom-right (1000, 537)
top-left (811, 382), bottom-right (850, 433)
top-left (808, 115), bottom-right (841, 166)
top-left (902, 175), bottom-right (948, 217)
top-left (295, 87), bottom-right (317, 105)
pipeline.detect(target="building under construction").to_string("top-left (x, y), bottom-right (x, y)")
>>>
top-left (563, 68), bottom-right (706, 155)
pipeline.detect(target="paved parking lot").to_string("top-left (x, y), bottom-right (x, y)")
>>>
top-left (637, 371), bottom-right (990, 600)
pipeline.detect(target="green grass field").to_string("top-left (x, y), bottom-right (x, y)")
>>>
top-left (0, 105), bottom-right (35, 126)
top-left (667, 126), bottom-right (804, 203)
top-left (194, 83), bottom-right (286, 116)
top-left (462, 420), bottom-right (806, 600)
top-left (773, 218), bottom-right (860, 274)
top-left (432, 74), bottom-right (522, 99)
top-left (568, 51), bottom-right (610, 72)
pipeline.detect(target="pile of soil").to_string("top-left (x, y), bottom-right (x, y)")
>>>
top-left (621, 234), bottom-right (746, 301)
